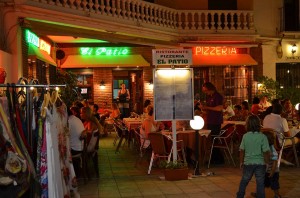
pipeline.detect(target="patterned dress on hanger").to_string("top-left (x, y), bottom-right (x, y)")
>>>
top-left (45, 103), bottom-right (78, 198)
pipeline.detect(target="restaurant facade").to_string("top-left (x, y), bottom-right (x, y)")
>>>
top-left (1, 0), bottom-right (300, 112)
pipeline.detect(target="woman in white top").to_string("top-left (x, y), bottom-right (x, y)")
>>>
top-left (141, 105), bottom-right (158, 148)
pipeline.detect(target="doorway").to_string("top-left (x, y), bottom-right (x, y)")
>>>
top-left (112, 70), bottom-right (143, 116)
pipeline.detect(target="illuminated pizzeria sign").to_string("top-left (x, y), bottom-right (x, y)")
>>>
top-left (194, 46), bottom-right (237, 55)
top-left (80, 47), bottom-right (129, 56)
top-left (25, 30), bottom-right (51, 54)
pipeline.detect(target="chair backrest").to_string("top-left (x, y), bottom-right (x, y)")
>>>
top-left (220, 124), bottom-right (235, 138)
top-left (132, 128), bottom-right (142, 147)
top-left (148, 133), bottom-right (168, 155)
top-left (261, 128), bottom-right (281, 152)
top-left (221, 123), bottom-right (235, 133)
top-left (86, 130), bottom-right (100, 152)
top-left (235, 124), bottom-right (247, 142)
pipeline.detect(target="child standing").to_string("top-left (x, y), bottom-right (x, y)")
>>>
top-left (236, 115), bottom-right (270, 198)
top-left (252, 131), bottom-right (281, 198)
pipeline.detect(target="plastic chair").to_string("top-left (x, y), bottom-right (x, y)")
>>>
top-left (208, 125), bottom-right (236, 168)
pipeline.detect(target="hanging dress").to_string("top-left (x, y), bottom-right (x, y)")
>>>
top-left (45, 105), bottom-right (64, 198)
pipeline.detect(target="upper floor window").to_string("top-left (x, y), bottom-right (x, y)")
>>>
top-left (283, 0), bottom-right (299, 31)
top-left (208, 0), bottom-right (237, 10)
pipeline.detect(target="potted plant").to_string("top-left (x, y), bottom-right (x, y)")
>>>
top-left (159, 160), bottom-right (189, 181)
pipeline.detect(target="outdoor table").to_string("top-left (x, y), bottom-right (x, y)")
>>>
top-left (123, 118), bottom-right (142, 131)
top-left (122, 118), bottom-right (143, 148)
top-left (222, 120), bottom-right (246, 129)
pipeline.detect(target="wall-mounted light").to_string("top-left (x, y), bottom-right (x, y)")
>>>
top-left (291, 44), bottom-right (297, 55)
top-left (100, 80), bottom-right (105, 89)
top-left (276, 40), bottom-right (283, 59)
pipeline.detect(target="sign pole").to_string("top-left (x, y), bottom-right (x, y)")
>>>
top-left (172, 120), bottom-right (177, 161)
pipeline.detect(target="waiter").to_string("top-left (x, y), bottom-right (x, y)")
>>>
top-left (200, 82), bottom-right (224, 164)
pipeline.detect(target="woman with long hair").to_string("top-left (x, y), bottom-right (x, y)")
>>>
top-left (80, 107), bottom-right (102, 152)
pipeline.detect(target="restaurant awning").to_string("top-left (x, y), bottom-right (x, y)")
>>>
top-left (61, 55), bottom-right (150, 68)
top-left (192, 54), bottom-right (257, 66)
top-left (28, 45), bottom-right (57, 66)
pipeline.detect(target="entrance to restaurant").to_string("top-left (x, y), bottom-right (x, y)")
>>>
top-left (112, 70), bottom-right (143, 116)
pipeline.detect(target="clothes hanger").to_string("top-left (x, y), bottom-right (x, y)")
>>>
top-left (41, 92), bottom-right (50, 118)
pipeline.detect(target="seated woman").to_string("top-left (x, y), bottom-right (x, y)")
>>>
top-left (140, 105), bottom-right (159, 148)
top-left (281, 98), bottom-right (296, 120)
top-left (104, 103), bottom-right (121, 124)
top-left (80, 106), bottom-right (102, 152)
top-left (101, 103), bottom-right (121, 135)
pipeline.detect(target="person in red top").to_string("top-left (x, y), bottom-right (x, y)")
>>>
top-left (251, 97), bottom-right (263, 115)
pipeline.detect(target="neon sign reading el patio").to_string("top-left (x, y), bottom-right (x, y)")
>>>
top-left (80, 47), bottom-right (129, 56)
top-left (195, 46), bottom-right (237, 55)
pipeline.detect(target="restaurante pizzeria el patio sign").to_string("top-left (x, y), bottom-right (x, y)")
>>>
top-left (152, 49), bottom-right (193, 65)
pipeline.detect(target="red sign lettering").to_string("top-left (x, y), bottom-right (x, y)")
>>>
top-left (194, 47), bottom-right (237, 55)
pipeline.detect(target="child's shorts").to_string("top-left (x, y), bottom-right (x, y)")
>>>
top-left (265, 172), bottom-right (280, 190)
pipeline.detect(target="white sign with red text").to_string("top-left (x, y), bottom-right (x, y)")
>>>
top-left (152, 49), bottom-right (192, 65)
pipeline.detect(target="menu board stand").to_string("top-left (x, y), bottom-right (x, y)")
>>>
top-left (153, 68), bottom-right (194, 161)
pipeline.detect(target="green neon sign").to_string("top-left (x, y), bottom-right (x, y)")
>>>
top-left (25, 30), bottom-right (39, 47)
top-left (80, 47), bottom-right (129, 56)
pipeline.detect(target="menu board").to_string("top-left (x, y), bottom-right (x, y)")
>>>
top-left (154, 68), bottom-right (194, 121)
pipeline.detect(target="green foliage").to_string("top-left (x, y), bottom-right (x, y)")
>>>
top-left (256, 76), bottom-right (280, 100)
top-left (56, 69), bottom-right (80, 107)
top-left (159, 160), bottom-right (188, 169)
top-left (257, 75), bottom-right (300, 105)
top-left (280, 87), bottom-right (300, 105)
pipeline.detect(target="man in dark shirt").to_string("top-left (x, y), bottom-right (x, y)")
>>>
top-left (201, 82), bottom-right (224, 164)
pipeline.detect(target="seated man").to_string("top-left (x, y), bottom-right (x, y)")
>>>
top-left (68, 108), bottom-right (86, 177)
top-left (263, 103), bottom-right (299, 147)
top-left (263, 103), bottom-right (299, 166)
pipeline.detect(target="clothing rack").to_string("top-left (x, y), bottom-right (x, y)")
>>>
top-left (0, 83), bottom-right (66, 150)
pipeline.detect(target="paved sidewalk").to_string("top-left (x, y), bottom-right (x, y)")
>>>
top-left (78, 134), bottom-right (300, 198)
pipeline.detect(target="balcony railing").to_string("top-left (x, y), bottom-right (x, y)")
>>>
top-left (25, 0), bottom-right (255, 35)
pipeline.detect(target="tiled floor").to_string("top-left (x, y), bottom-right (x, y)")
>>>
top-left (78, 134), bottom-right (300, 198)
